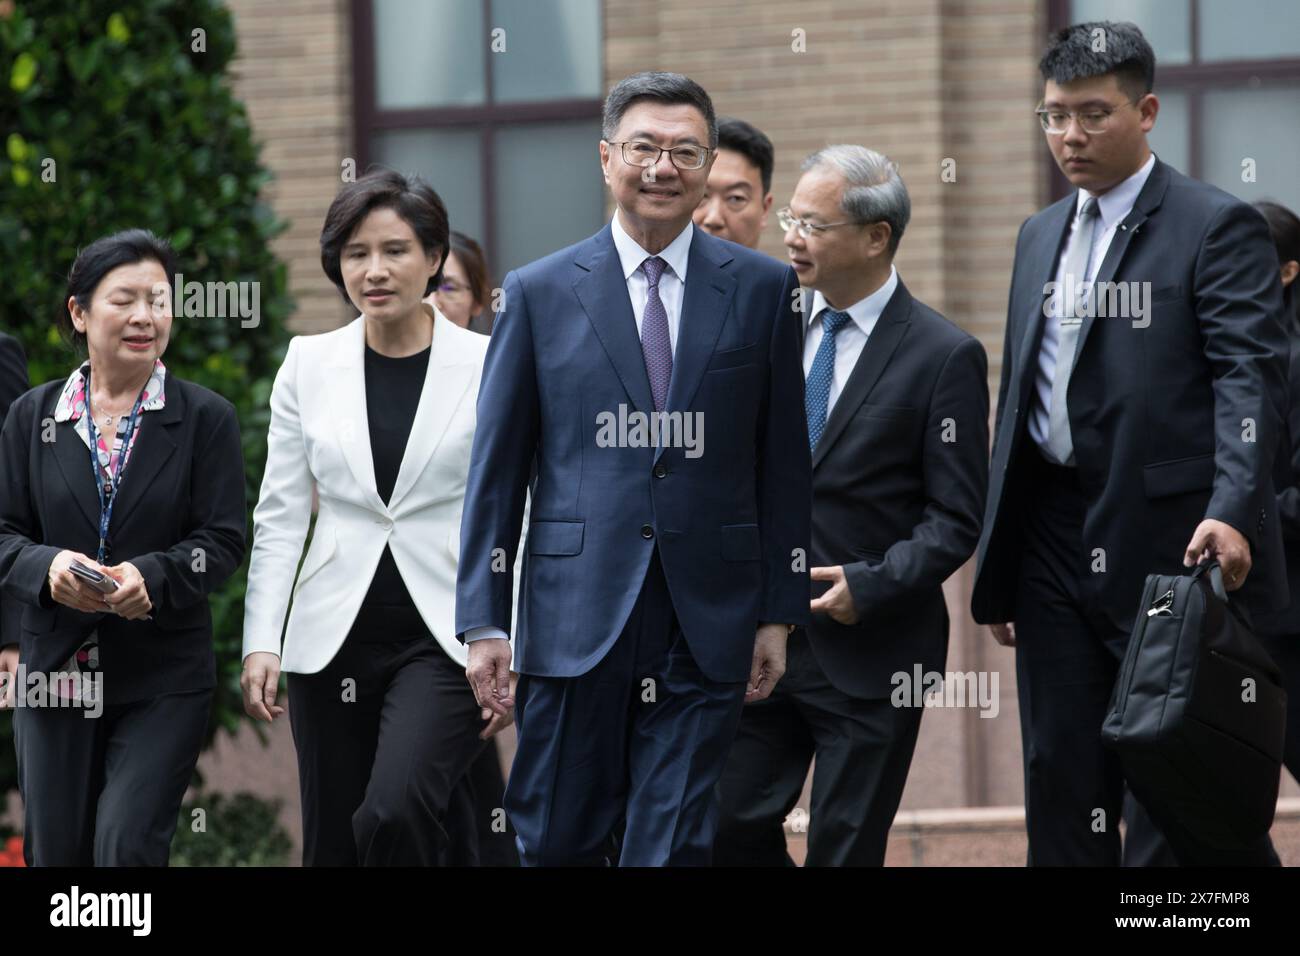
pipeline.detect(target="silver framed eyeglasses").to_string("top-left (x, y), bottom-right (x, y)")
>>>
top-left (1036, 101), bottom-right (1136, 135)
top-left (607, 140), bottom-right (711, 170)
top-left (777, 207), bottom-right (861, 239)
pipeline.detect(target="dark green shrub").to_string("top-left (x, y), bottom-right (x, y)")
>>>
top-left (170, 791), bottom-right (293, 866)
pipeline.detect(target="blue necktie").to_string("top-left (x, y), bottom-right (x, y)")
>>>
top-left (805, 308), bottom-right (853, 451)
top-left (640, 256), bottom-right (672, 412)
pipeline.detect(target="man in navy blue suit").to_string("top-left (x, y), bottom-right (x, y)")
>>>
top-left (455, 72), bottom-right (811, 866)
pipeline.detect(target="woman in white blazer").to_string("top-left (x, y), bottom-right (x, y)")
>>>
top-left (241, 169), bottom-right (521, 866)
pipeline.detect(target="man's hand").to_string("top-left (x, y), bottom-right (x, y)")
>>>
top-left (241, 651), bottom-right (284, 722)
top-left (747, 623), bottom-right (788, 703)
top-left (47, 550), bottom-right (112, 614)
top-left (102, 562), bottom-right (153, 620)
top-left (0, 645), bottom-right (18, 709)
top-left (990, 622), bottom-right (1016, 647)
top-left (479, 671), bottom-right (519, 739)
top-left (1183, 518), bottom-right (1252, 590)
top-left (467, 638), bottom-right (514, 718)
top-left (809, 565), bottom-right (860, 625)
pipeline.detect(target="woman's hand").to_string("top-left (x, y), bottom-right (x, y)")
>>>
top-left (0, 645), bottom-right (19, 709)
top-left (241, 651), bottom-right (285, 723)
top-left (47, 550), bottom-right (113, 614)
top-left (102, 562), bottom-right (153, 620)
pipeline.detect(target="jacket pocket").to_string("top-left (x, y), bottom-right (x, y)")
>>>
top-left (706, 343), bottom-right (760, 372)
top-left (856, 403), bottom-right (916, 423)
top-left (1143, 454), bottom-right (1215, 499)
top-left (528, 520), bottom-right (585, 556)
top-left (721, 523), bottom-right (761, 562)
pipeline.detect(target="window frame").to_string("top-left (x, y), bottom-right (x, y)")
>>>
top-left (351, 0), bottom-right (606, 271)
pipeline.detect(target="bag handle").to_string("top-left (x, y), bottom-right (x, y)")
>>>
top-left (1190, 559), bottom-right (1228, 603)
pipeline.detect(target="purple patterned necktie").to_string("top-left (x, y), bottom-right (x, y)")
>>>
top-left (640, 256), bottom-right (672, 412)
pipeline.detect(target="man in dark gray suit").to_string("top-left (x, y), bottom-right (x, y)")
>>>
top-left (971, 21), bottom-right (1290, 866)
top-left (0, 331), bottom-right (29, 705)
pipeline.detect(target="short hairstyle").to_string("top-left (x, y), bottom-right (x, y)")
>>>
top-left (63, 228), bottom-right (177, 352)
top-left (602, 71), bottom-right (718, 148)
top-left (1039, 21), bottom-right (1156, 103)
top-left (1256, 200), bottom-right (1300, 325)
top-left (801, 145), bottom-right (911, 256)
top-left (717, 117), bottom-right (775, 194)
top-left (320, 167), bottom-right (449, 300)
top-left (448, 230), bottom-right (492, 311)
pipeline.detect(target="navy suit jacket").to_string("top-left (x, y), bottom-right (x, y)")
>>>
top-left (972, 158), bottom-right (1291, 630)
top-left (455, 224), bottom-right (811, 682)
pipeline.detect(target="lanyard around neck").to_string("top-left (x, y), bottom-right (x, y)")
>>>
top-left (84, 367), bottom-right (149, 564)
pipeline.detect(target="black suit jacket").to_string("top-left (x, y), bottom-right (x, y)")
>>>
top-left (806, 278), bottom-right (989, 698)
top-left (972, 158), bottom-right (1291, 631)
top-left (1258, 321), bottom-right (1300, 637)
top-left (0, 370), bottom-right (247, 704)
top-left (0, 333), bottom-right (29, 650)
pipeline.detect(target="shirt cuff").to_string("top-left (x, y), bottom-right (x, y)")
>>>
top-left (465, 625), bottom-right (509, 643)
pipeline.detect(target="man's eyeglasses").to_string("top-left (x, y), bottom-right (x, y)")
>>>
top-left (607, 140), bottom-right (711, 171)
top-left (437, 280), bottom-right (469, 295)
top-left (1036, 101), bottom-right (1136, 135)
top-left (777, 207), bottom-right (862, 239)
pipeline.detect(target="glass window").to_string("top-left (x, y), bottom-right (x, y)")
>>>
top-left (1199, 0), bottom-right (1300, 63)
top-left (374, 0), bottom-right (486, 110)
top-left (494, 120), bottom-right (605, 275)
top-left (1148, 88), bottom-right (1189, 175)
top-left (1201, 84), bottom-right (1300, 214)
top-left (1069, 0), bottom-right (1192, 65)
top-left (491, 0), bottom-right (603, 104)
top-left (370, 128), bottom-right (486, 243)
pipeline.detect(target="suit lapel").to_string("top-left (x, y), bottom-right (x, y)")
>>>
top-left (812, 281), bottom-right (911, 470)
top-left (327, 317), bottom-right (385, 511)
top-left (49, 401), bottom-right (101, 532)
top-left (1010, 198), bottom-right (1076, 403)
top-left (663, 231), bottom-right (736, 420)
top-left (573, 226), bottom-right (656, 416)
top-left (1071, 159), bottom-right (1170, 373)
top-left (106, 375), bottom-right (181, 534)
top-left (388, 310), bottom-right (476, 511)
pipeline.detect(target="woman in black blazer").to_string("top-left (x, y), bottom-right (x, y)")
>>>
top-left (0, 332), bottom-right (29, 680)
top-left (0, 229), bottom-right (247, 866)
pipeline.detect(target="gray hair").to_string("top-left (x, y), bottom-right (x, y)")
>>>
top-left (801, 145), bottom-right (910, 255)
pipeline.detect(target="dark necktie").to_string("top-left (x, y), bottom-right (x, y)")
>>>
top-left (805, 308), bottom-right (853, 451)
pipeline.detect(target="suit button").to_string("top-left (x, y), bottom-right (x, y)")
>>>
top-left (654, 464), bottom-right (667, 479)
top-left (378, 517), bottom-right (393, 530)
top-left (640, 524), bottom-right (654, 539)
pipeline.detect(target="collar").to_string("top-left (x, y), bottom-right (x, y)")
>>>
top-left (1078, 152), bottom-right (1156, 230)
top-left (808, 265), bottom-right (899, 335)
top-left (54, 359), bottom-right (168, 424)
top-left (611, 213), bottom-right (693, 285)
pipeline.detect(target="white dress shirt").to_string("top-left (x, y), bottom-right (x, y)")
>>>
top-left (1029, 152), bottom-right (1156, 451)
top-left (611, 211), bottom-right (693, 354)
top-left (803, 265), bottom-right (899, 414)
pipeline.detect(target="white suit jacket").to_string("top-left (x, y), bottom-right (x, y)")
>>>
top-left (242, 307), bottom-right (521, 673)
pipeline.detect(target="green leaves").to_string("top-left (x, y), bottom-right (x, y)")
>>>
top-left (8, 50), bottom-right (34, 90)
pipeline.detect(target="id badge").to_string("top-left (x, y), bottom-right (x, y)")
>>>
top-left (55, 630), bottom-right (100, 703)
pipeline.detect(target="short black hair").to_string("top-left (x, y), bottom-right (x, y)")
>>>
top-left (717, 117), bottom-right (775, 194)
top-left (320, 167), bottom-right (449, 300)
top-left (1039, 21), bottom-right (1156, 104)
top-left (63, 228), bottom-right (177, 352)
top-left (602, 71), bottom-right (718, 148)
top-left (1256, 200), bottom-right (1300, 325)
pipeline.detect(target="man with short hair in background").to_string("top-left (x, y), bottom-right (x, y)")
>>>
top-left (694, 117), bottom-right (775, 251)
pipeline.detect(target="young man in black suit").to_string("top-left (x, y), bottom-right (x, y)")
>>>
top-left (714, 145), bottom-right (989, 866)
top-left (971, 21), bottom-right (1291, 866)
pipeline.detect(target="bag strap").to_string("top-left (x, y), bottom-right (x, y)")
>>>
top-left (1190, 560), bottom-right (1228, 603)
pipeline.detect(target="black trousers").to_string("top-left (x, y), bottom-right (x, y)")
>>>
top-left (1258, 631), bottom-right (1300, 785)
top-left (287, 606), bottom-right (486, 866)
top-left (1015, 453), bottom-right (1279, 866)
top-left (14, 687), bottom-right (211, 866)
top-left (713, 630), bottom-right (924, 866)
top-left (443, 738), bottom-right (520, 867)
